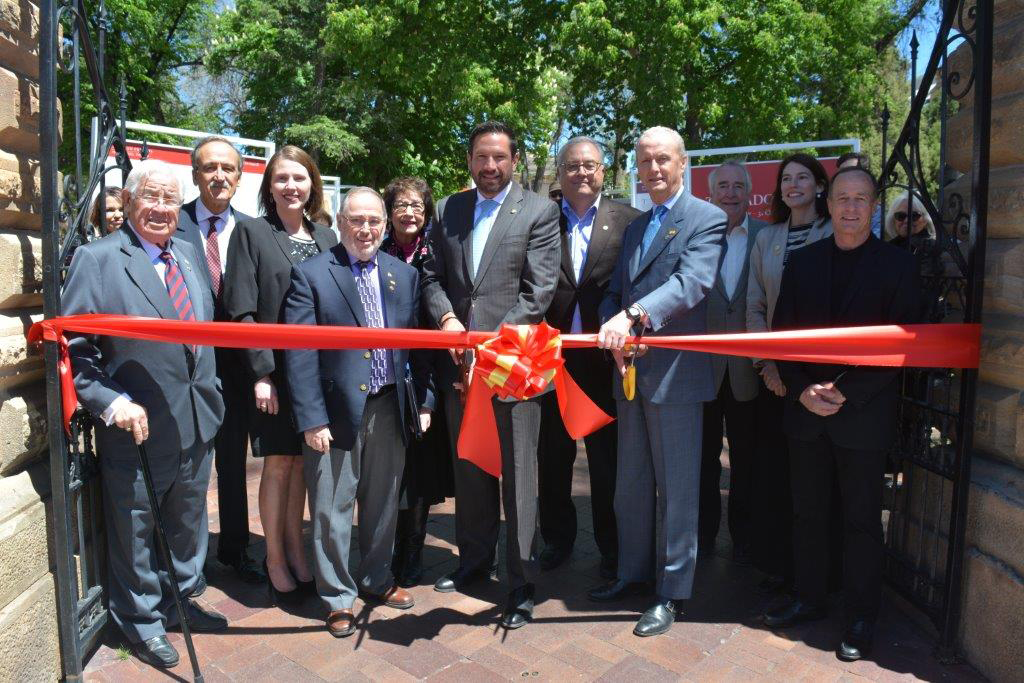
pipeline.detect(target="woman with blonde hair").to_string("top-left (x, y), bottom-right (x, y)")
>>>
top-left (884, 190), bottom-right (935, 243)
top-left (222, 145), bottom-right (338, 603)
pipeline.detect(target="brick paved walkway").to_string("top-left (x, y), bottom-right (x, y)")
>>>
top-left (84, 451), bottom-right (983, 682)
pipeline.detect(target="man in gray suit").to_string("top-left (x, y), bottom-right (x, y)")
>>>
top-left (592, 126), bottom-right (726, 637)
top-left (62, 160), bottom-right (228, 669)
top-left (698, 160), bottom-right (766, 562)
top-left (421, 120), bottom-right (560, 630)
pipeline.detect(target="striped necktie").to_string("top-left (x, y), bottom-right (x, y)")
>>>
top-left (159, 250), bottom-right (196, 323)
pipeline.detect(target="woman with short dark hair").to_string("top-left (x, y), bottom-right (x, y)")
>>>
top-left (380, 176), bottom-right (453, 586)
top-left (89, 186), bottom-right (125, 235)
top-left (223, 145), bottom-right (338, 603)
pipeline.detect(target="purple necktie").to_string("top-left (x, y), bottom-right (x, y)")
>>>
top-left (355, 262), bottom-right (388, 392)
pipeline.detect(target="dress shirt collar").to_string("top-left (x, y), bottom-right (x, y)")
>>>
top-left (128, 222), bottom-right (171, 261)
top-left (561, 194), bottom-right (601, 227)
top-left (346, 248), bottom-right (379, 271)
top-left (195, 200), bottom-right (231, 229)
top-left (729, 215), bottom-right (749, 237)
top-left (654, 183), bottom-right (686, 214)
top-left (476, 181), bottom-right (513, 209)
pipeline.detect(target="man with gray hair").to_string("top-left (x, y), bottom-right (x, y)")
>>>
top-left (175, 135), bottom-right (263, 584)
top-left (592, 126), bottom-right (726, 637)
top-left (698, 159), bottom-right (766, 563)
top-left (537, 136), bottom-right (640, 576)
top-left (284, 186), bottom-right (433, 637)
top-left (62, 159), bottom-right (228, 668)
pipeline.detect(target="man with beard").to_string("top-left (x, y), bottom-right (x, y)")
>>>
top-left (175, 136), bottom-right (262, 584)
top-left (421, 120), bottom-right (560, 630)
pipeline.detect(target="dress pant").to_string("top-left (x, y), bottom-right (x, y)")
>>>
top-left (615, 397), bottom-right (702, 600)
top-left (100, 436), bottom-right (213, 643)
top-left (750, 387), bottom-right (793, 578)
top-left (213, 347), bottom-right (251, 563)
top-left (444, 388), bottom-right (541, 590)
top-left (698, 371), bottom-right (756, 551)
top-left (304, 389), bottom-right (404, 611)
top-left (789, 434), bottom-right (885, 622)
top-left (537, 390), bottom-right (618, 559)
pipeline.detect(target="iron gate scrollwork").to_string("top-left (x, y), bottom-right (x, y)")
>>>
top-left (39, 0), bottom-right (137, 678)
top-left (878, 0), bottom-right (992, 661)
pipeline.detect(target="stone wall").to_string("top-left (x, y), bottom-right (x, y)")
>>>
top-left (947, 1), bottom-right (1024, 680)
top-left (0, 0), bottom-right (60, 680)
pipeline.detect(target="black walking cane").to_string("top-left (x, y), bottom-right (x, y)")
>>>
top-left (136, 443), bottom-right (204, 683)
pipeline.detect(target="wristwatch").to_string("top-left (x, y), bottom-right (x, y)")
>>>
top-left (625, 304), bottom-right (645, 325)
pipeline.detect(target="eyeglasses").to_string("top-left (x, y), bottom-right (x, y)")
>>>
top-left (343, 216), bottom-right (385, 230)
top-left (894, 211), bottom-right (922, 222)
top-left (393, 201), bottom-right (425, 214)
top-left (137, 192), bottom-right (182, 207)
top-left (560, 161), bottom-right (603, 175)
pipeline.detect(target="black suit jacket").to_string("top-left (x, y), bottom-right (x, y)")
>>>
top-left (773, 235), bottom-right (921, 450)
top-left (222, 213), bottom-right (338, 382)
top-left (546, 197), bottom-right (640, 412)
top-left (175, 199), bottom-right (253, 320)
top-left (283, 246), bottom-right (433, 450)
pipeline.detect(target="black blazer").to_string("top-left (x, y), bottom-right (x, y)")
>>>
top-left (175, 199), bottom-right (253, 318)
top-left (773, 235), bottom-right (921, 451)
top-left (545, 197), bottom-right (639, 412)
top-left (221, 213), bottom-right (338, 382)
top-left (283, 245), bottom-right (433, 450)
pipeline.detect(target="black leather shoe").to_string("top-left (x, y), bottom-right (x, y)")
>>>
top-left (763, 599), bottom-right (828, 628)
top-left (397, 548), bottom-right (423, 588)
top-left (190, 572), bottom-right (207, 598)
top-left (539, 545), bottom-right (571, 571)
top-left (174, 599), bottom-right (228, 633)
top-left (587, 579), bottom-right (653, 602)
top-left (221, 552), bottom-right (268, 584)
top-left (598, 555), bottom-right (617, 580)
top-left (500, 584), bottom-right (535, 629)
top-left (133, 635), bottom-right (179, 669)
top-left (434, 566), bottom-right (489, 593)
top-left (634, 600), bottom-right (676, 637)
top-left (756, 574), bottom-right (791, 596)
top-left (837, 620), bottom-right (875, 661)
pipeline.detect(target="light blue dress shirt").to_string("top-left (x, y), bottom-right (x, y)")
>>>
top-left (562, 196), bottom-right (600, 334)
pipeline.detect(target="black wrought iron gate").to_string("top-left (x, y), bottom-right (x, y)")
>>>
top-left (36, 0), bottom-right (993, 678)
top-left (878, 0), bottom-right (992, 661)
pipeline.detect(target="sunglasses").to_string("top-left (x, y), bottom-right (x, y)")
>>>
top-left (895, 211), bottom-right (922, 222)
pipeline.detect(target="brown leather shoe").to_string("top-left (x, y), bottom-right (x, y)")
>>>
top-left (363, 585), bottom-right (415, 610)
top-left (326, 609), bottom-right (355, 638)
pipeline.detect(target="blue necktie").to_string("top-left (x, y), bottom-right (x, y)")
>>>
top-left (355, 262), bottom-right (388, 392)
top-left (641, 205), bottom-right (669, 258)
top-left (471, 199), bottom-right (499, 278)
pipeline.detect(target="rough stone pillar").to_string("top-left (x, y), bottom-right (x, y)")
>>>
top-left (945, 1), bottom-right (1024, 680)
top-left (0, 0), bottom-right (60, 679)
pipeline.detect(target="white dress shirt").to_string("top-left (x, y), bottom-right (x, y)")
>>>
top-left (721, 217), bottom-right (749, 300)
top-left (195, 201), bottom-right (236, 273)
top-left (562, 195), bottom-right (601, 334)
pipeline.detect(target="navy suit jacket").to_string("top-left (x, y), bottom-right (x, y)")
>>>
top-left (283, 245), bottom-right (433, 451)
top-left (599, 191), bottom-right (727, 404)
top-left (61, 227), bottom-right (225, 460)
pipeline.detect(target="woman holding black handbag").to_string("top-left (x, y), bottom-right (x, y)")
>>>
top-left (381, 176), bottom-right (455, 587)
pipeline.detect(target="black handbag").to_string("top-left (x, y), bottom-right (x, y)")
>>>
top-left (403, 374), bottom-right (424, 440)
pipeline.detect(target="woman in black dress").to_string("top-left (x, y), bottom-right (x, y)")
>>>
top-left (381, 176), bottom-right (454, 586)
top-left (222, 145), bottom-right (337, 601)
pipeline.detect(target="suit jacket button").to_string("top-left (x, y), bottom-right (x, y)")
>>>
top-left (364, 351), bottom-right (371, 359)
top-left (727, 307), bottom-right (735, 314)
top-left (359, 383), bottom-right (368, 392)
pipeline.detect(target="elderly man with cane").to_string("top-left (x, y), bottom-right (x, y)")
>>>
top-left (62, 160), bottom-right (228, 670)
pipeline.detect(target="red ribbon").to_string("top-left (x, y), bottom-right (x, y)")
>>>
top-left (28, 315), bottom-right (981, 476)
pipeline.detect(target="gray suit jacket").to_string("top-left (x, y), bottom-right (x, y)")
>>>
top-left (421, 182), bottom-right (560, 388)
top-left (61, 226), bottom-right (225, 460)
top-left (706, 217), bottom-right (767, 402)
top-left (599, 192), bottom-right (727, 405)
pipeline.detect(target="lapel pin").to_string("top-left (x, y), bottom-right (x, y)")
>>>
top-left (386, 272), bottom-right (392, 277)
top-left (602, 225), bottom-right (609, 231)
top-left (388, 285), bottom-right (396, 291)
top-left (510, 209), bottom-right (518, 215)
top-left (773, 244), bottom-right (782, 254)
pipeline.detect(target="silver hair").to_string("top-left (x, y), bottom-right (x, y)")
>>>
top-left (123, 160), bottom-right (183, 201)
top-left (556, 136), bottom-right (605, 169)
top-left (884, 190), bottom-right (936, 241)
top-left (707, 159), bottom-right (752, 194)
top-left (190, 135), bottom-right (244, 176)
top-left (338, 186), bottom-right (386, 216)
top-left (635, 126), bottom-right (686, 156)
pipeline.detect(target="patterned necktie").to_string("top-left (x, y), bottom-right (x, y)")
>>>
top-left (159, 249), bottom-right (197, 354)
top-left (355, 261), bottom-right (388, 392)
top-left (471, 198), bottom-right (499, 279)
top-left (640, 205), bottom-right (669, 258)
top-left (205, 215), bottom-right (222, 297)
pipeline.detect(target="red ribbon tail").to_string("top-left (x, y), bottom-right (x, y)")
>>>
top-left (554, 369), bottom-right (615, 439)
top-left (457, 380), bottom-right (502, 478)
top-left (57, 336), bottom-right (77, 436)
